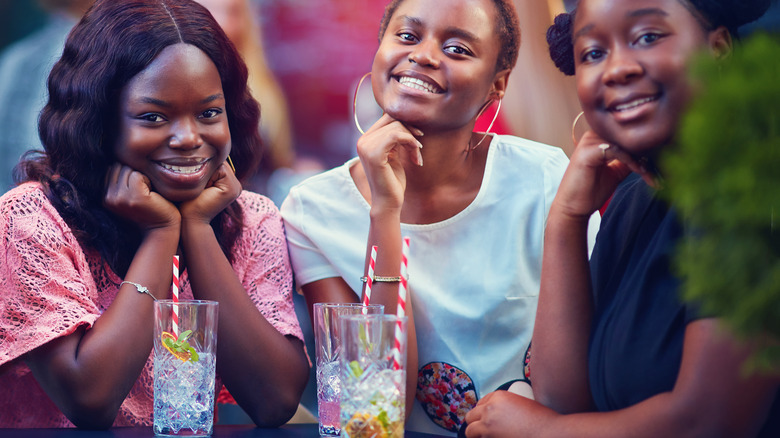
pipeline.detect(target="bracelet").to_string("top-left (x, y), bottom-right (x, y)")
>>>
top-left (360, 275), bottom-right (403, 283)
top-left (120, 280), bottom-right (157, 301)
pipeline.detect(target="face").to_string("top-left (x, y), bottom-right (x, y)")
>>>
top-left (115, 43), bottom-right (231, 203)
top-left (573, 0), bottom-right (718, 155)
top-left (371, 0), bottom-right (507, 131)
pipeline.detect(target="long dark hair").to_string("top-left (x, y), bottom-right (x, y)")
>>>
top-left (18, 0), bottom-right (263, 277)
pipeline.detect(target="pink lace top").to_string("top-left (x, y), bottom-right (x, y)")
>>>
top-left (0, 182), bottom-right (303, 427)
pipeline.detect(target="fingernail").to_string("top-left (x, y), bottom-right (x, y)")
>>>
top-left (415, 129), bottom-right (424, 137)
top-left (417, 149), bottom-right (424, 166)
top-left (417, 141), bottom-right (424, 149)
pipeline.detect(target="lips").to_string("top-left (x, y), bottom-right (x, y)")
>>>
top-left (395, 74), bottom-right (444, 94)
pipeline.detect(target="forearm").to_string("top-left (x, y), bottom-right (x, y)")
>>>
top-left (180, 220), bottom-right (308, 426)
top-left (533, 207), bottom-right (594, 413)
top-left (365, 206), bottom-right (417, 420)
top-left (26, 226), bottom-right (180, 428)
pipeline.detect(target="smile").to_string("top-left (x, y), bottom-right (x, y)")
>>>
top-left (158, 160), bottom-right (208, 175)
top-left (611, 96), bottom-right (659, 112)
top-left (397, 76), bottom-right (443, 94)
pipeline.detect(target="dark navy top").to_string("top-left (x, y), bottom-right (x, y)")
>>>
top-left (588, 173), bottom-right (779, 437)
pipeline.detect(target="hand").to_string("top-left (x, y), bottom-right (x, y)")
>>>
top-left (179, 161), bottom-right (241, 224)
top-left (104, 163), bottom-right (180, 232)
top-left (552, 130), bottom-right (655, 220)
top-left (464, 390), bottom-right (558, 438)
top-left (356, 114), bottom-right (424, 212)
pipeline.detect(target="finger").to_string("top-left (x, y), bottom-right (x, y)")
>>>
top-left (363, 113), bottom-right (400, 136)
top-left (600, 144), bottom-right (656, 185)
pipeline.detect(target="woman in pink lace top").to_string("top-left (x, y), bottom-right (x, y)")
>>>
top-left (0, 0), bottom-right (309, 429)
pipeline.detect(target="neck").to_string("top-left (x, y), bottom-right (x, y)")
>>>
top-left (404, 130), bottom-right (488, 193)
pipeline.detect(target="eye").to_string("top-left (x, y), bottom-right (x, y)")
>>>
top-left (397, 32), bottom-right (418, 43)
top-left (200, 108), bottom-right (223, 119)
top-left (634, 32), bottom-right (663, 46)
top-left (444, 44), bottom-right (473, 57)
top-left (138, 113), bottom-right (165, 123)
top-left (581, 48), bottom-right (605, 63)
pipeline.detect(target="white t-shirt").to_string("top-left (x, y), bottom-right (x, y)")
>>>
top-left (281, 134), bottom-right (599, 435)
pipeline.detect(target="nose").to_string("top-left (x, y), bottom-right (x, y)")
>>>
top-left (408, 40), bottom-right (440, 68)
top-left (167, 118), bottom-right (203, 150)
top-left (602, 46), bottom-right (643, 85)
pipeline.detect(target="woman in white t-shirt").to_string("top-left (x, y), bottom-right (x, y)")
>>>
top-left (281, 0), bottom-right (597, 434)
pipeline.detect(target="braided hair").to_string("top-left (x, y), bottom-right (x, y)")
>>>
top-left (546, 0), bottom-right (772, 76)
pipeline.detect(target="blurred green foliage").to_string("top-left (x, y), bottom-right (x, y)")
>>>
top-left (661, 33), bottom-right (780, 370)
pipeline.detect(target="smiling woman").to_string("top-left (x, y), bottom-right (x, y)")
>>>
top-left (461, 0), bottom-right (779, 437)
top-left (280, 0), bottom-right (599, 434)
top-left (0, 0), bottom-right (308, 429)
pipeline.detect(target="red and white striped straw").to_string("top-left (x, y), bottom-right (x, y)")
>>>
top-left (172, 255), bottom-right (180, 336)
top-left (392, 237), bottom-right (410, 371)
top-left (362, 245), bottom-right (378, 312)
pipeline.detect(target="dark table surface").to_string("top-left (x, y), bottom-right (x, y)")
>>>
top-left (0, 424), bottom-right (452, 437)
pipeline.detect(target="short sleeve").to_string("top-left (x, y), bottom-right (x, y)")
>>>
top-left (0, 184), bottom-right (101, 366)
top-left (234, 192), bottom-right (303, 341)
top-left (280, 185), bottom-right (342, 289)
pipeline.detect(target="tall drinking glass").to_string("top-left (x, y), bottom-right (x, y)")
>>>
top-left (153, 300), bottom-right (218, 437)
top-left (339, 314), bottom-right (407, 438)
top-left (313, 303), bottom-right (384, 437)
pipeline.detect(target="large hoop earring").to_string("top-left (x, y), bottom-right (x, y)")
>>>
top-left (227, 155), bottom-right (236, 173)
top-left (353, 72), bottom-right (372, 135)
top-left (571, 111), bottom-right (586, 145)
top-left (471, 98), bottom-right (502, 150)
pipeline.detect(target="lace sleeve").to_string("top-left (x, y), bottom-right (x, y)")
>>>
top-left (0, 184), bottom-right (101, 366)
top-left (233, 192), bottom-right (303, 341)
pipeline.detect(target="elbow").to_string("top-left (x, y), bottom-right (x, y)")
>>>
top-left (533, 382), bottom-right (593, 415)
top-left (247, 390), bottom-right (302, 427)
top-left (249, 362), bottom-right (309, 428)
top-left (62, 396), bottom-right (120, 430)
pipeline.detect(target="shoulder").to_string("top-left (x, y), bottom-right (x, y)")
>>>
top-left (235, 190), bottom-right (282, 227)
top-left (491, 135), bottom-right (569, 169)
top-left (0, 182), bottom-right (55, 219)
top-left (281, 160), bottom-right (360, 216)
top-left (287, 161), bottom-right (354, 196)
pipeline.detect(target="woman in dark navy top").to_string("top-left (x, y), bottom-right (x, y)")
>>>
top-left (462, 0), bottom-right (779, 437)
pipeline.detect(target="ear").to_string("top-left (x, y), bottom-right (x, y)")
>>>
top-left (489, 68), bottom-right (511, 100)
top-left (708, 26), bottom-right (733, 60)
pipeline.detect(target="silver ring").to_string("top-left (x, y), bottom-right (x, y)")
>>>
top-left (598, 143), bottom-right (610, 160)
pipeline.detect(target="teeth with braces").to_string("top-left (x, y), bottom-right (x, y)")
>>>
top-left (160, 162), bottom-right (205, 174)
top-left (615, 96), bottom-right (656, 111)
top-left (398, 76), bottom-right (441, 93)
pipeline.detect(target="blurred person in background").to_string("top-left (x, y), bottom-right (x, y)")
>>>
top-left (196, 0), bottom-right (323, 205)
top-left (0, 0), bottom-right (94, 193)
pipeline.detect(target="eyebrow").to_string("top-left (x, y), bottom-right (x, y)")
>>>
top-left (573, 8), bottom-right (668, 41)
top-left (137, 93), bottom-right (225, 107)
top-left (395, 15), bottom-right (480, 43)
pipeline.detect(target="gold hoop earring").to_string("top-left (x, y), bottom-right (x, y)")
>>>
top-left (227, 155), bottom-right (236, 173)
top-left (571, 111), bottom-right (586, 145)
top-left (353, 72), bottom-right (372, 135)
top-left (471, 98), bottom-right (502, 150)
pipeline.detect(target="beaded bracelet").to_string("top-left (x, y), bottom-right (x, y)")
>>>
top-left (360, 275), bottom-right (403, 283)
top-left (121, 280), bottom-right (157, 301)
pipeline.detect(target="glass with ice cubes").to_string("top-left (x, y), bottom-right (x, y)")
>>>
top-left (339, 314), bottom-right (407, 438)
top-left (313, 303), bottom-right (384, 437)
top-left (153, 300), bottom-right (218, 437)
